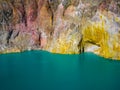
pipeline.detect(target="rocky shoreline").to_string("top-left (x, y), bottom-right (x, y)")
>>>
top-left (0, 0), bottom-right (120, 60)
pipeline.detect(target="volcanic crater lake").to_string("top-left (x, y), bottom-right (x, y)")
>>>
top-left (0, 50), bottom-right (120, 90)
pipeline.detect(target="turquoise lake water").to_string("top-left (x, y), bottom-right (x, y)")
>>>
top-left (0, 50), bottom-right (120, 90)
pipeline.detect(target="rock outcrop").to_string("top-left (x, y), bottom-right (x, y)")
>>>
top-left (0, 0), bottom-right (120, 60)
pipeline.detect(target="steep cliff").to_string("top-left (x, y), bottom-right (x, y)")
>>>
top-left (0, 0), bottom-right (120, 60)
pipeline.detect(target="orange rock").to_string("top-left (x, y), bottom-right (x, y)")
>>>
top-left (64, 5), bottom-right (76, 17)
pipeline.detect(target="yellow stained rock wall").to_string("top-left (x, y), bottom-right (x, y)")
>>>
top-left (49, 29), bottom-right (81, 54)
top-left (82, 19), bottom-right (120, 60)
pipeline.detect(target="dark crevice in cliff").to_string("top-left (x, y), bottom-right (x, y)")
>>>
top-left (6, 29), bottom-right (13, 44)
top-left (21, 0), bottom-right (27, 26)
top-left (47, 0), bottom-right (54, 25)
top-left (0, 2), bottom-right (13, 31)
top-left (38, 32), bottom-right (41, 46)
top-left (47, 0), bottom-right (60, 25)
top-left (78, 37), bottom-right (84, 53)
top-left (14, 31), bottom-right (19, 39)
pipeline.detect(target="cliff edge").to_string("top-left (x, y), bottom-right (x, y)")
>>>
top-left (0, 0), bottom-right (120, 60)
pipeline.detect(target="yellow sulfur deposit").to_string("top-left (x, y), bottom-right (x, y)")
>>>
top-left (82, 20), bottom-right (114, 58)
top-left (115, 17), bottom-right (120, 23)
top-left (50, 29), bottom-right (81, 54)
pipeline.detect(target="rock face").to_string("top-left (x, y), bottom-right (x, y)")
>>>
top-left (0, 0), bottom-right (120, 60)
